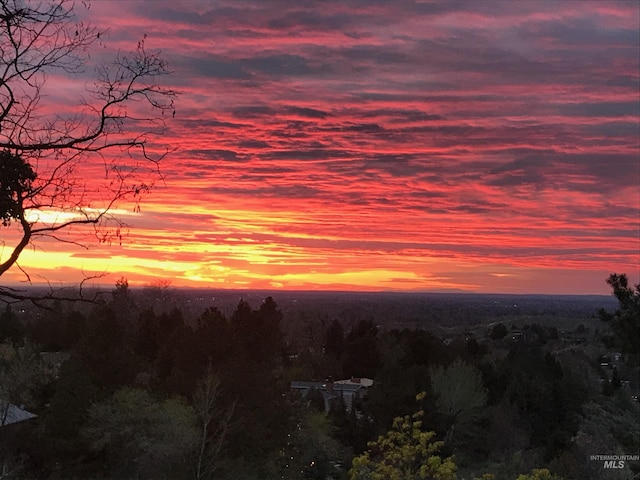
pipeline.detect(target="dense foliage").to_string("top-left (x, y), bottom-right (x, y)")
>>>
top-left (599, 273), bottom-right (640, 355)
top-left (349, 393), bottom-right (457, 480)
top-left (0, 274), bottom-right (637, 479)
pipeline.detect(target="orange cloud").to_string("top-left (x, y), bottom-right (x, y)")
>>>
top-left (3, 0), bottom-right (638, 294)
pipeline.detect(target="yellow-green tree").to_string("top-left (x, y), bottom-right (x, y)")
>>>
top-left (349, 393), bottom-right (457, 480)
top-left (470, 473), bottom-right (561, 480)
top-left (515, 468), bottom-right (562, 480)
top-left (430, 358), bottom-right (487, 443)
top-left (347, 392), bottom-right (563, 480)
top-left (430, 358), bottom-right (487, 422)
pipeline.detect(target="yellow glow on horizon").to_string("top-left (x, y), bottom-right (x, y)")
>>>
top-left (1, 203), bottom-right (631, 295)
top-left (24, 208), bottom-right (140, 225)
top-left (3, 246), bottom-right (462, 291)
top-left (5, 249), bottom-right (226, 282)
top-left (277, 269), bottom-right (424, 286)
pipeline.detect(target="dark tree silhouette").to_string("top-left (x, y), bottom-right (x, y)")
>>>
top-left (490, 323), bottom-right (508, 340)
top-left (599, 273), bottom-right (640, 355)
top-left (0, 304), bottom-right (23, 342)
top-left (610, 367), bottom-right (621, 390)
top-left (344, 319), bottom-right (380, 378)
top-left (324, 318), bottom-right (345, 359)
top-left (0, 0), bottom-right (176, 301)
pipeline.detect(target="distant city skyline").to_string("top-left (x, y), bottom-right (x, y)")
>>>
top-left (2, 0), bottom-right (639, 294)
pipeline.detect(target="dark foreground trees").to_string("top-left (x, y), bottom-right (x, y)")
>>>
top-left (599, 273), bottom-right (640, 355)
top-left (9, 293), bottom-right (292, 479)
top-left (0, 0), bottom-right (176, 298)
top-left (349, 393), bottom-right (565, 480)
top-left (2, 275), bottom-right (636, 478)
top-left (0, 340), bottom-right (48, 426)
top-left (81, 388), bottom-right (198, 478)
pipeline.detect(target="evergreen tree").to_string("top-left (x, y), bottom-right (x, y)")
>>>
top-left (324, 319), bottom-right (345, 359)
top-left (0, 305), bottom-right (23, 343)
top-left (599, 273), bottom-right (640, 355)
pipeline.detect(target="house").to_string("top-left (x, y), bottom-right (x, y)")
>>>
top-left (335, 377), bottom-right (373, 388)
top-left (510, 330), bottom-right (538, 344)
top-left (291, 377), bottom-right (373, 413)
top-left (599, 352), bottom-right (625, 370)
top-left (0, 402), bottom-right (38, 459)
top-left (0, 402), bottom-right (37, 427)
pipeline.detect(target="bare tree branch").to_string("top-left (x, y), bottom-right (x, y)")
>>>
top-left (193, 366), bottom-right (235, 480)
top-left (0, 0), bottom-right (177, 300)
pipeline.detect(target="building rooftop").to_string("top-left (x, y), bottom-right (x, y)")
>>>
top-left (1, 403), bottom-right (37, 426)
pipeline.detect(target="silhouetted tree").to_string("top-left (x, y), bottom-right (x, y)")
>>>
top-left (31, 303), bottom-right (86, 351)
top-left (110, 277), bottom-right (138, 330)
top-left (610, 367), bottom-right (621, 390)
top-left (599, 273), bottom-right (640, 355)
top-left (42, 353), bottom-right (99, 460)
top-left (490, 323), bottom-right (508, 340)
top-left (495, 346), bottom-right (584, 460)
top-left (257, 296), bottom-right (284, 363)
top-left (324, 319), bottom-right (345, 359)
top-left (75, 306), bottom-right (137, 392)
top-left (0, 304), bottom-right (23, 343)
top-left (399, 329), bottom-right (450, 367)
top-left (221, 298), bottom-right (291, 473)
top-left (344, 320), bottom-right (381, 378)
top-left (195, 307), bottom-right (231, 366)
top-left (133, 309), bottom-right (160, 361)
top-left (0, 0), bottom-right (176, 300)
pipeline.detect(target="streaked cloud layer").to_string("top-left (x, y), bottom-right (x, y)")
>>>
top-left (5, 0), bottom-right (639, 293)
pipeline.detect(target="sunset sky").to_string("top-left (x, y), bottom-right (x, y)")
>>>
top-left (2, 0), bottom-right (639, 294)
